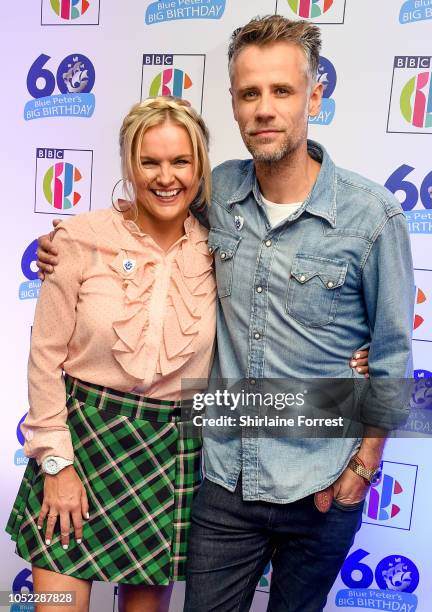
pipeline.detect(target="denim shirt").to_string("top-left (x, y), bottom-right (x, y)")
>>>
top-left (202, 140), bottom-right (414, 503)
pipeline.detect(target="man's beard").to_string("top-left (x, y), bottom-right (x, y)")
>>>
top-left (243, 131), bottom-right (300, 163)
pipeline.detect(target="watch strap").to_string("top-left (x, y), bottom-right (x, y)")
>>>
top-left (348, 455), bottom-right (378, 484)
top-left (41, 456), bottom-right (73, 474)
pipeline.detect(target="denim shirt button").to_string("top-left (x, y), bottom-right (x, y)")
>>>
top-left (254, 332), bottom-right (261, 340)
top-left (256, 286), bottom-right (263, 293)
top-left (300, 275), bottom-right (306, 282)
top-left (265, 239), bottom-right (272, 247)
top-left (327, 281), bottom-right (334, 288)
top-left (249, 378), bottom-right (256, 385)
top-left (220, 252), bottom-right (227, 260)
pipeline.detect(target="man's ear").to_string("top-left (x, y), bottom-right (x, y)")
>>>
top-left (308, 81), bottom-right (323, 118)
top-left (230, 87), bottom-right (238, 122)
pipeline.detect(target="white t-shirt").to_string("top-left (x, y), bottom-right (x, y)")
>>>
top-left (261, 194), bottom-right (303, 228)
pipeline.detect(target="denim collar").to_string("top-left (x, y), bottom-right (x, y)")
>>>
top-left (226, 140), bottom-right (337, 228)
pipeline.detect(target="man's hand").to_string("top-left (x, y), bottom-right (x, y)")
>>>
top-left (36, 219), bottom-right (61, 280)
top-left (332, 465), bottom-right (370, 506)
top-left (333, 431), bottom-right (385, 507)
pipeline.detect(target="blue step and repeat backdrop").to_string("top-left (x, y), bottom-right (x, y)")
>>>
top-left (1, 1), bottom-right (431, 611)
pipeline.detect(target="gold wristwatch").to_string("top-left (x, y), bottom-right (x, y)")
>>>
top-left (348, 455), bottom-right (382, 485)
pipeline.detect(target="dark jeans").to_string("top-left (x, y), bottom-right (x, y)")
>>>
top-left (184, 475), bottom-right (363, 612)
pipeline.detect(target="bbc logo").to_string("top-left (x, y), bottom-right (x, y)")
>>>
top-left (394, 56), bottom-right (431, 69)
top-left (37, 148), bottom-right (65, 159)
top-left (143, 54), bottom-right (174, 66)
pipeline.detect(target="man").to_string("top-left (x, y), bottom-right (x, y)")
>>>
top-left (182, 15), bottom-right (414, 612)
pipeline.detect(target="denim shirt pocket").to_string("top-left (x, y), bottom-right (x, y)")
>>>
top-left (286, 254), bottom-right (348, 327)
top-left (208, 228), bottom-right (242, 298)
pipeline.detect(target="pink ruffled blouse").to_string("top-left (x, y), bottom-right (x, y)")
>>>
top-left (22, 208), bottom-right (216, 463)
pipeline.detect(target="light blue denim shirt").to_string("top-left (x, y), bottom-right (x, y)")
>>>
top-left (202, 140), bottom-right (414, 503)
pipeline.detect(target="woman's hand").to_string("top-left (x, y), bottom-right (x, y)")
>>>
top-left (36, 219), bottom-right (62, 280)
top-left (37, 465), bottom-right (89, 549)
top-left (350, 349), bottom-right (369, 378)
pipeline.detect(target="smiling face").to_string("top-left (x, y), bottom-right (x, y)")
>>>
top-left (230, 41), bottom-right (322, 163)
top-left (134, 120), bottom-right (199, 226)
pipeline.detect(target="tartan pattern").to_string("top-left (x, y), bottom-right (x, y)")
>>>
top-left (6, 376), bottom-right (202, 585)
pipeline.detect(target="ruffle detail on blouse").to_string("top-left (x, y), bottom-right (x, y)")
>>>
top-left (110, 249), bottom-right (156, 380)
top-left (157, 223), bottom-right (216, 377)
top-left (110, 216), bottom-right (216, 384)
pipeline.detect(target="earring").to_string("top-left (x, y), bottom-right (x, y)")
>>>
top-left (111, 178), bottom-right (135, 212)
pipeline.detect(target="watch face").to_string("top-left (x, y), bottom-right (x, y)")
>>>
top-left (45, 458), bottom-right (58, 474)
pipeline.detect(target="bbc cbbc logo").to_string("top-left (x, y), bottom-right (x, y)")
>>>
top-left (141, 54), bottom-right (205, 112)
top-left (276, 0), bottom-right (347, 24)
top-left (363, 461), bottom-right (418, 531)
top-left (34, 148), bottom-right (93, 215)
top-left (387, 56), bottom-right (432, 134)
top-left (413, 269), bottom-right (432, 341)
top-left (41, 0), bottom-right (101, 25)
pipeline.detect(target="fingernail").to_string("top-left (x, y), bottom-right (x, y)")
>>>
top-left (77, 538), bottom-right (82, 544)
top-left (357, 367), bottom-right (362, 372)
top-left (37, 525), bottom-right (42, 530)
top-left (63, 544), bottom-right (69, 550)
top-left (351, 360), bottom-right (357, 367)
top-left (355, 353), bottom-right (360, 359)
top-left (45, 539), bottom-right (51, 545)
top-left (86, 512), bottom-right (89, 519)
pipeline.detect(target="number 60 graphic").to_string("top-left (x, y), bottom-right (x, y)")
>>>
top-left (385, 165), bottom-right (432, 211)
top-left (341, 549), bottom-right (419, 593)
top-left (26, 53), bottom-right (95, 99)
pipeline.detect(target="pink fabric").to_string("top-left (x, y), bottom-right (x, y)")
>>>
top-left (22, 209), bottom-right (216, 463)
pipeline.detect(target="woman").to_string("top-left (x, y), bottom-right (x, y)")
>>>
top-left (7, 97), bottom-right (216, 612)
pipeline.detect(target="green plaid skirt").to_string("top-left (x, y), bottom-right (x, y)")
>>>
top-left (6, 375), bottom-right (202, 585)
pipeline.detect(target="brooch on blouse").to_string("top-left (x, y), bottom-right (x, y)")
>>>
top-left (122, 258), bottom-right (136, 273)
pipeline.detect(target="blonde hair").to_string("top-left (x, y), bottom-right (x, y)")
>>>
top-left (119, 97), bottom-right (211, 213)
top-left (228, 15), bottom-right (322, 84)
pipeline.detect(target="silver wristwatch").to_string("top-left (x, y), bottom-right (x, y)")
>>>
top-left (41, 456), bottom-right (73, 475)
